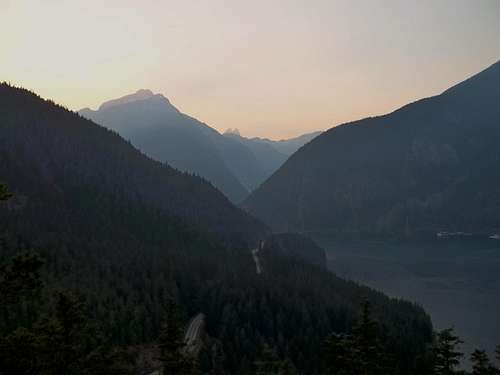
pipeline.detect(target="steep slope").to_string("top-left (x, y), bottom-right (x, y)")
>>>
top-left (244, 61), bottom-right (500, 235)
top-left (224, 131), bottom-right (288, 181)
top-left (1, 84), bottom-right (264, 244)
top-left (224, 130), bottom-right (322, 184)
top-left (0, 84), bottom-right (433, 374)
top-left (262, 233), bottom-right (327, 269)
top-left (80, 91), bottom-right (267, 202)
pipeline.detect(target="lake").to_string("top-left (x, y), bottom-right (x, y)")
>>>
top-left (312, 234), bottom-right (500, 362)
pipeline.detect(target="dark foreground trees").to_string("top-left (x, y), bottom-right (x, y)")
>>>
top-left (432, 328), bottom-right (464, 375)
top-left (323, 304), bottom-right (500, 375)
top-left (156, 300), bottom-right (196, 375)
top-left (0, 247), bottom-right (199, 375)
top-left (0, 290), bottom-right (129, 375)
top-left (0, 183), bottom-right (12, 201)
top-left (470, 349), bottom-right (497, 375)
top-left (254, 344), bottom-right (299, 375)
top-left (0, 247), bottom-right (129, 375)
top-left (0, 186), bottom-right (122, 374)
top-left (429, 328), bottom-right (500, 375)
top-left (322, 301), bottom-right (394, 375)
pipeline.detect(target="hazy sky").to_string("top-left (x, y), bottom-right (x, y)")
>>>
top-left (1, 0), bottom-right (500, 139)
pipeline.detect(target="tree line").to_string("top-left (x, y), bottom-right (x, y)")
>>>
top-left (321, 301), bottom-right (500, 375)
top-left (1, 244), bottom-right (496, 374)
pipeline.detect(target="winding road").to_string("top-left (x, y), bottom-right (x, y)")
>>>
top-left (184, 313), bottom-right (205, 351)
top-left (251, 247), bottom-right (262, 274)
top-left (251, 240), bottom-right (265, 275)
top-left (147, 313), bottom-right (205, 375)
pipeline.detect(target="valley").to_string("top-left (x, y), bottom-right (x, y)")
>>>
top-left (2, 3), bottom-right (500, 372)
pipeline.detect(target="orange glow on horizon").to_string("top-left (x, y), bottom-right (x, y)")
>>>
top-left (1, 0), bottom-right (499, 139)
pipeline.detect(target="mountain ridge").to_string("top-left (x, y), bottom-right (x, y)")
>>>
top-left (80, 91), bottom-right (322, 200)
top-left (99, 88), bottom-right (156, 110)
top-left (79, 91), bottom-right (256, 202)
top-left (244, 60), bottom-right (500, 235)
top-left (223, 130), bottom-right (322, 184)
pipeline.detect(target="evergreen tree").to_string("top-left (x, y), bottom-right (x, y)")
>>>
top-left (0, 327), bottom-right (39, 375)
top-left (470, 349), bottom-right (496, 375)
top-left (278, 358), bottom-right (298, 375)
top-left (210, 342), bottom-right (226, 375)
top-left (0, 252), bottom-right (43, 303)
top-left (493, 345), bottom-right (500, 375)
top-left (432, 328), bottom-right (463, 375)
top-left (0, 182), bottom-right (12, 201)
top-left (322, 301), bottom-right (394, 375)
top-left (0, 289), bottom-right (129, 375)
top-left (350, 301), bottom-right (390, 375)
top-left (323, 332), bottom-right (355, 375)
top-left (37, 291), bottom-right (88, 375)
top-left (156, 300), bottom-right (194, 375)
top-left (254, 344), bottom-right (281, 375)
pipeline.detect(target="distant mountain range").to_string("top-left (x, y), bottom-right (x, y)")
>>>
top-left (250, 131), bottom-right (323, 155)
top-left (223, 129), bottom-right (321, 180)
top-left (80, 92), bottom-right (320, 202)
top-left (244, 60), bottom-right (500, 236)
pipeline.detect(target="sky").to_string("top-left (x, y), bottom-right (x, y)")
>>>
top-left (1, 0), bottom-right (500, 139)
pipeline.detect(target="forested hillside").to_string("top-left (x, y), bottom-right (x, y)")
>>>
top-left (0, 84), bottom-right (433, 374)
top-left (244, 61), bottom-right (500, 236)
top-left (1, 84), bottom-right (265, 244)
top-left (261, 233), bottom-right (327, 268)
top-left (80, 90), bottom-right (267, 202)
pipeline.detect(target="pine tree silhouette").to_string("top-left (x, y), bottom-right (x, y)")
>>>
top-left (0, 182), bottom-right (12, 201)
top-left (432, 328), bottom-right (463, 375)
top-left (323, 301), bottom-right (394, 375)
top-left (254, 344), bottom-right (281, 375)
top-left (470, 349), bottom-right (496, 375)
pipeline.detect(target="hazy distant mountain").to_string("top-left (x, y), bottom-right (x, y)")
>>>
top-left (260, 131), bottom-right (323, 155)
top-left (98, 88), bottom-right (157, 110)
top-left (223, 129), bottom-right (322, 180)
top-left (223, 131), bottom-right (288, 178)
top-left (80, 90), bottom-right (267, 202)
top-left (244, 61), bottom-right (500, 236)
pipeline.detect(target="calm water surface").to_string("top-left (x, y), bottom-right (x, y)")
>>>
top-left (313, 235), bottom-right (500, 360)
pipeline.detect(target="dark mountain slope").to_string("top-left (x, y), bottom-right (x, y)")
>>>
top-left (1, 84), bottom-right (265, 243)
top-left (262, 233), bottom-right (327, 269)
top-left (244, 61), bottom-right (500, 235)
top-left (80, 91), bottom-right (267, 201)
top-left (0, 83), bottom-right (432, 374)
